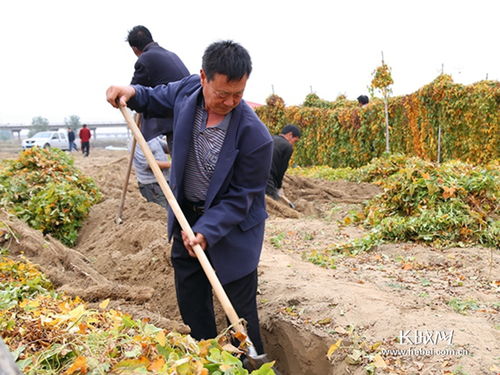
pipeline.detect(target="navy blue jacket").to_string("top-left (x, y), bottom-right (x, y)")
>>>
top-left (129, 75), bottom-right (273, 284)
top-left (131, 42), bottom-right (189, 87)
top-left (131, 42), bottom-right (190, 141)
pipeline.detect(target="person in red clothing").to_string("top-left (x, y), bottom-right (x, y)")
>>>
top-left (79, 124), bottom-right (91, 156)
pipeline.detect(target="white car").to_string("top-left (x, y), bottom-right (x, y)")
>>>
top-left (22, 131), bottom-right (69, 150)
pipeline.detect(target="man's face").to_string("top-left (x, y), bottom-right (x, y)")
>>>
top-left (289, 135), bottom-right (300, 146)
top-left (283, 132), bottom-right (300, 146)
top-left (201, 70), bottom-right (248, 116)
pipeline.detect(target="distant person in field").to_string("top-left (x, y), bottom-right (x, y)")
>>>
top-left (266, 124), bottom-right (301, 203)
top-left (132, 135), bottom-right (171, 210)
top-left (127, 25), bottom-right (190, 148)
top-left (357, 95), bottom-right (369, 106)
top-left (79, 124), bottom-right (91, 157)
top-left (67, 127), bottom-right (78, 151)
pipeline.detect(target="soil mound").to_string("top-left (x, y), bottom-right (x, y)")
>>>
top-left (266, 174), bottom-right (381, 218)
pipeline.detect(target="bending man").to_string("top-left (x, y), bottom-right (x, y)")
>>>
top-left (266, 124), bottom-right (301, 201)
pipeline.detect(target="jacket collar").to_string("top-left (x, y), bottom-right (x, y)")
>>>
top-left (142, 42), bottom-right (158, 53)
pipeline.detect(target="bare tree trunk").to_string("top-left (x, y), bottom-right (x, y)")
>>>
top-left (0, 338), bottom-right (22, 375)
top-left (437, 122), bottom-right (442, 164)
top-left (384, 94), bottom-right (390, 153)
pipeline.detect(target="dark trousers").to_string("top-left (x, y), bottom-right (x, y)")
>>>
top-left (138, 182), bottom-right (169, 210)
top-left (68, 140), bottom-right (78, 151)
top-left (171, 204), bottom-right (264, 354)
top-left (265, 179), bottom-right (280, 200)
top-left (81, 141), bottom-right (90, 156)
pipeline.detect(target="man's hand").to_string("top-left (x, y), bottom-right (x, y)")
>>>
top-left (106, 85), bottom-right (136, 108)
top-left (181, 231), bottom-right (207, 257)
top-left (156, 160), bottom-right (171, 170)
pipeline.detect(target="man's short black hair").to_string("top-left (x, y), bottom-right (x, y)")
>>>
top-left (127, 25), bottom-right (153, 51)
top-left (357, 95), bottom-right (369, 105)
top-left (281, 124), bottom-right (301, 138)
top-left (202, 40), bottom-right (252, 82)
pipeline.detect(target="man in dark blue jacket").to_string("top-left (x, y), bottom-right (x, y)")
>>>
top-left (106, 41), bottom-right (272, 355)
top-left (127, 25), bottom-right (190, 144)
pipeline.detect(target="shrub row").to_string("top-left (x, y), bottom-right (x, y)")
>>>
top-left (0, 148), bottom-right (101, 246)
top-left (257, 75), bottom-right (499, 167)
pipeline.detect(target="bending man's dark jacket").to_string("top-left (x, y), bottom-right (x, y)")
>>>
top-left (129, 75), bottom-right (273, 284)
top-left (268, 134), bottom-right (293, 190)
top-left (131, 42), bottom-right (190, 141)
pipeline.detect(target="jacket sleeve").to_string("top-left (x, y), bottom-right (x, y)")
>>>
top-left (130, 60), bottom-right (150, 86)
top-left (127, 76), bottom-right (191, 117)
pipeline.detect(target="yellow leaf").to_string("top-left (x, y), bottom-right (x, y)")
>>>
top-left (156, 330), bottom-right (166, 346)
top-left (442, 186), bottom-right (456, 199)
top-left (327, 339), bottom-right (342, 360)
top-left (78, 323), bottom-right (88, 334)
top-left (316, 317), bottom-right (332, 325)
top-left (345, 349), bottom-right (362, 364)
top-left (220, 364), bottom-right (232, 371)
top-left (99, 298), bottom-right (110, 309)
top-left (54, 304), bottom-right (86, 326)
top-left (234, 331), bottom-right (247, 343)
top-left (198, 340), bottom-right (211, 356)
top-left (68, 304), bottom-right (87, 321)
top-left (402, 263), bottom-right (413, 270)
top-left (113, 357), bottom-right (150, 370)
top-left (222, 343), bottom-right (243, 353)
top-left (372, 353), bottom-right (387, 368)
top-left (25, 300), bottom-right (40, 309)
top-left (64, 356), bottom-right (88, 375)
top-left (148, 357), bottom-right (165, 371)
top-left (40, 315), bottom-right (56, 326)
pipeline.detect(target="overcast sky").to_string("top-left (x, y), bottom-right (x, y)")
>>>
top-left (1, 0), bottom-right (498, 125)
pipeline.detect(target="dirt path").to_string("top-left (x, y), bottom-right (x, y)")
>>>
top-left (1, 149), bottom-right (498, 375)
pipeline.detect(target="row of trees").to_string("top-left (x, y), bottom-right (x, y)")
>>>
top-left (28, 115), bottom-right (82, 137)
top-left (364, 57), bottom-right (471, 164)
top-left (257, 73), bottom-right (499, 167)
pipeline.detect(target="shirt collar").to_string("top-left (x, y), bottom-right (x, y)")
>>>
top-left (197, 94), bottom-right (232, 131)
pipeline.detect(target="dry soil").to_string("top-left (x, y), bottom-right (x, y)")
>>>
top-left (1, 149), bottom-right (498, 375)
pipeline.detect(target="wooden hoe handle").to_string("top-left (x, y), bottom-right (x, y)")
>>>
top-left (116, 114), bottom-right (140, 222)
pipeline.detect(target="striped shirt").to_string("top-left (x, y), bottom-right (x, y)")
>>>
top-left (184, 103), bottom-right (231, 202)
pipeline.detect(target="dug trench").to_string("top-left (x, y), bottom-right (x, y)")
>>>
top-left (1, 149), bottom-right (498, 374)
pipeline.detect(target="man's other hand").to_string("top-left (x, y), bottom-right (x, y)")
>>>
top-left (106, 85), bottom-right (136, 108)
top-left (181, 231), bottom-right (208, 257)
